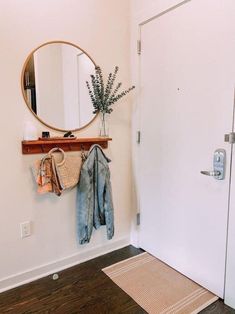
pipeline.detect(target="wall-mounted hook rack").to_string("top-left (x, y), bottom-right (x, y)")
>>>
top-left (22, 137), bottom-right (112, 154)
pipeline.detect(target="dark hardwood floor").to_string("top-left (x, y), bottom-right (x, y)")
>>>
top-left (0, 245), bottom-right (234, 314)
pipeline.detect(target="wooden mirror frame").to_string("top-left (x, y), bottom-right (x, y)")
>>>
top-left (21, 40), bottom-right (98, 132)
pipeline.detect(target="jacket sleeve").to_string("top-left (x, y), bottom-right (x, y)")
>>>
top-left (76, 167), bottom-right (94, 244)
top-left (103, 171), bottom-right (114, 240)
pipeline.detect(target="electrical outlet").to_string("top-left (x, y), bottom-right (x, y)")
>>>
top-left (20, 221), bottom-right (31, 238)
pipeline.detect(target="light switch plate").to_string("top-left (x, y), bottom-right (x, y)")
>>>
top-left (20, 221), bottom-right (31, 238)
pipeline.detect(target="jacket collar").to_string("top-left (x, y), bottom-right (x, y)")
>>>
top-left (88, 144), bottom-right (111, 162)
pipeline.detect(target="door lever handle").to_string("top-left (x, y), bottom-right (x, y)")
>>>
top-left (200, 170), bottom-right (221, 177)
top-left (200, 149), bottom-right (226, 180)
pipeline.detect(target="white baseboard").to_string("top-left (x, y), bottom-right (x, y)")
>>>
top-left (0, 237), bottom-right (130, 293)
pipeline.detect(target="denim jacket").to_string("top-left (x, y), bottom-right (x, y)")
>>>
top-left (76, 145), bottom-right (114, 244)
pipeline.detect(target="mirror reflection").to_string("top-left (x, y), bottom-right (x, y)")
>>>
top-left (22, 42), bottom-right (96, 131)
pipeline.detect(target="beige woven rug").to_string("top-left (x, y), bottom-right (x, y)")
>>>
top-left (102, 252), bottom-right (218, 314)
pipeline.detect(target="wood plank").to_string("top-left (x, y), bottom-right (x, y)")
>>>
top-left (22, 137), bottom-right (112, 154)
top-left (0, 246), bottom-right (233, 313)
top-left (0, 246), bottom-right (145, 314)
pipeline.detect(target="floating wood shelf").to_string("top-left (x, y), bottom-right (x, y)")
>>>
top-left (22, 137), bottom-right (112, 154)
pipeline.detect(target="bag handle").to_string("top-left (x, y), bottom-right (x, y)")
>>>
top-left (47, 148), bottom-right (66, 166)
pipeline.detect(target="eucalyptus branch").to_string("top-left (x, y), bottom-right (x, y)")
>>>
top-left (108, 82), bottom-right (122, 101)
top-left (86, 66), bottom-right (135, 114)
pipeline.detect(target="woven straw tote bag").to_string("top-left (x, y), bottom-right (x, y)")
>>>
top-left (48, 148), bottom-right (82, 190)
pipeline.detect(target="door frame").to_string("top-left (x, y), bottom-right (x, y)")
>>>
top-left (130, 0), bottom-right (235, 305)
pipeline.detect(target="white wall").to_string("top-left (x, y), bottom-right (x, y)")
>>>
top-left (0, 0), bottom-right (133, 292)
top-left (62, 44), bottom-right (81, 130)
top-left (34, 44), bottom-right (65, 127)
top-left (77, 53), bottom-right (95, 127)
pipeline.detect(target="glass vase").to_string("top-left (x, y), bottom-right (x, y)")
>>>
top-left (99, 113), bottom-right (109, 137)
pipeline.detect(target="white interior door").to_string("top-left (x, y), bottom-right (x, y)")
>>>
top-left (139, 0), bottom-right (235, 298)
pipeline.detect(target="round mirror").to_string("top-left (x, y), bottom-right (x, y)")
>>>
top-left (21, 41), bottom-right (97, 132)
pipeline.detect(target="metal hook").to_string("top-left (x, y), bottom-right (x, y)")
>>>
top-left (80, 144), bottom-right (87, 162)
